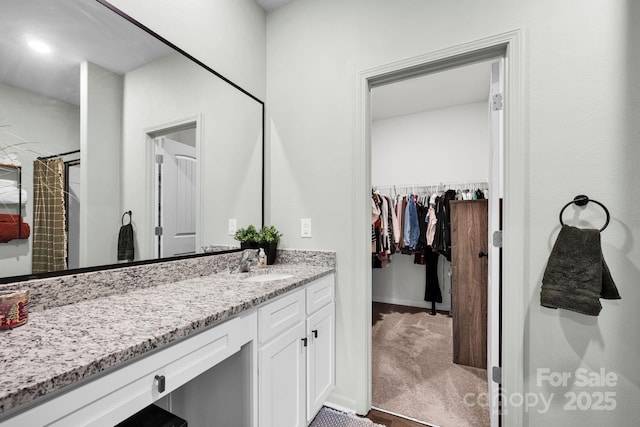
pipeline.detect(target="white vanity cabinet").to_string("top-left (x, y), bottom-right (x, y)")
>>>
top-left (0, 271), bottom-right (335, 427)
top-left (258, 273), bottom-right (335, 427)
top-left (0, 311), bottom-right (257, 427)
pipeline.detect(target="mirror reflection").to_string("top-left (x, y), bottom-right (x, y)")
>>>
top-left (0, 0), bottom-right (263, 280)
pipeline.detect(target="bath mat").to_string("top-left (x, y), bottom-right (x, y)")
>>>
top-left (310, 407), bottom-right (385, 427)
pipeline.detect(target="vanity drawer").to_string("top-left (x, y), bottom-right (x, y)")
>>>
top-left (258, 288), bottom-right (305, 343)
top-left (2, 311), bottom-right (256, 427)
top-left (306, 274), bottom-right (335, 315)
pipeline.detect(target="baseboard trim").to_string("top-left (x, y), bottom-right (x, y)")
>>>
top-left (372, 296), bottom-right (451, 312)
top-left (324, 401), bottom-right (358, 415)
top-left (371, 406), bottom-right (439, 427)
top-left (325, 395), bottom-right (360, 414)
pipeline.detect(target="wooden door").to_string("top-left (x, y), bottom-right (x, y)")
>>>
top-left (451, 199), bottom-right (488, 369)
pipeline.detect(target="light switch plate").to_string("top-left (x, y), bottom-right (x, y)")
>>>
top-left (300, 218), bottom-right (312, 238)
top-left (228, 219), bottom-right (237, 235)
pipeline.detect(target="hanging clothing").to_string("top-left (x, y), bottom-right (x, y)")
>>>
top-left (403, 195), bottom-right (420, 250)
top-left (388, 195), bottom-right (401, 246)
top-left (383, 195), bottom-right (398, 253)
top-left (371, 196), bottom-right (381, 253)
top-left (380, 195), bottom-right (390, 252)
top-left (413, 202), bottom-right (428, 265)
top-left (426, 204), bottom-right (437, 247)
top-left (434, 189), bottom-right (456, 261)
top-left (398, 196), bottom-right (407, 250)
top-left (424, 247), bottom-right (442, 303)
top-left (372, 184), bottom-right (487, 268)
top-left (371, 193), bottom-right (390, 268)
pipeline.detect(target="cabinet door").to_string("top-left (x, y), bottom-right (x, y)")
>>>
top-left (306, 302), bottom-right (335, 423)
top-left (258, 321), bottom-right (306, 427)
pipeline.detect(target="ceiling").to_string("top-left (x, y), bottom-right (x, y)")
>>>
top-left (3, 0), bottom-right (490, 116)
top-left (0, 0), bottom-right (172, 106)
top-left (256, 0), bottom-right (295, 12)
top-left (371, 60), bottom-right (493, 121)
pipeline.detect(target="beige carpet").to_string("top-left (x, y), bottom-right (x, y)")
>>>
top-left (372, 303), bottom-right (490, 427)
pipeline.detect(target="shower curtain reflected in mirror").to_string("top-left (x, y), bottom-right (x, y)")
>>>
top-left (32, 158), bottom-right (67, 273)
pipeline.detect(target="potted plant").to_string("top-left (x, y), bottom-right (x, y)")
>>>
top-left (258, 225), bottom-right (283, 265)
top-left (234, 225), bottom-right (260, 249)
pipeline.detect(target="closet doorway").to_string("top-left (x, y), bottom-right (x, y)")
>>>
top-left (369, 57), bottom-right (503, 427)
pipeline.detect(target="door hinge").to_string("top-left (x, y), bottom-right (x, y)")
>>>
top-left (492, 366), bottom-right (502, 383)
top-left (492, 230), bottom-right (503, 248)
top-left (155, 226), bottom-right (163, 236)
top-left (155, 154), bottom-right (164, 164)
top-left (492, 93), bottom-right (503, 111)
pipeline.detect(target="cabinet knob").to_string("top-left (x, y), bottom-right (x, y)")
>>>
top-left (301, 337), bottom-right (308, 347)
top-left (155, 375), bottom-right (166, 393)
top-left (312, 329), bottom-right (318, 338)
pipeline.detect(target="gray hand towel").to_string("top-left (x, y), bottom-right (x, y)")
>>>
top-left (540, 225), bottom-right (620, 316)
top-left (117, 223), bottom-right (135, 262)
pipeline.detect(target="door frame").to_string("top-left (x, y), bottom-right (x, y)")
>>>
top-left (354, 30), bottom-right (525, 426)
top-left (144, 115), bottom-right (202, 259)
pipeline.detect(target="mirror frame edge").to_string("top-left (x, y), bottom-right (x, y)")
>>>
top-left (0, 0), bottom-right (265, 285)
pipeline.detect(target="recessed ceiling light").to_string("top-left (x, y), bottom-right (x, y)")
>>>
top-left (28, 39), bottom-right (52, 54)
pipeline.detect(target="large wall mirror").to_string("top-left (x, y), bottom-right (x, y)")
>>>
top-left (0, 0), bottom-right (263, 282)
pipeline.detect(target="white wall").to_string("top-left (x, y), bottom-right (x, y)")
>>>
top-left (106, 0), bottom-right (266, 101)
top-left (102, 0), bottom-right (266, 260)
top-left (372, 102), bottom-right (489, 186)
top-left (80, 62), bottom-right (123, 268)
top-left (121, 53), bottom-right (262, 260)
top-left (371, 102), bottom-right (489, 311)
top-left (0, 82), bottom-right (80, 277)
top-left (266, 0), bottom-right (640, 425)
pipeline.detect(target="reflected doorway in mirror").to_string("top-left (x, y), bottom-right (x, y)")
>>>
top-left (151, 123), bottom-right (197, 259)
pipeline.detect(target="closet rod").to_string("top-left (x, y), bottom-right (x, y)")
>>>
top-left (37, 149), bottom-right (80, 160)
top-left (374, 180), bottom-right (489, 193)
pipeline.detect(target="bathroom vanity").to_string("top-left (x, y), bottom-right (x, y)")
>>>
top-left (0, 252), bottom-right (335, 427)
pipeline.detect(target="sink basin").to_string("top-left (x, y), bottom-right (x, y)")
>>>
top-left (244, 273), bottom-right (294, 282)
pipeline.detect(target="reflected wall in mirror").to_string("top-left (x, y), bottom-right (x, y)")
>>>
top-left (0, 0), bottom-right (263, 281)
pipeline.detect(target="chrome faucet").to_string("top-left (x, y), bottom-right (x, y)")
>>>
top-left (231, 249), bottom-right (258, 274)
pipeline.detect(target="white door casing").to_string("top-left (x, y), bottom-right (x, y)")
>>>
top-left (488, 57), bottom-right (504, 426)
top-left (356, 30), bottom-right (525, 427)
top-left (144, 115), bottom-right (201, 262)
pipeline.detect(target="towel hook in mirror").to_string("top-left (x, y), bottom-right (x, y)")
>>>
top-left (559, 195), bottom-right (610, 232)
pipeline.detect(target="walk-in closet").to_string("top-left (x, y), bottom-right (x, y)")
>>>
top-left (370, 59), bottom-right (500, 427)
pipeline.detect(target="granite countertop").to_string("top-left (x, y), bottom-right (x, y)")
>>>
top-left (0, 263), bottom-right (334, 416)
